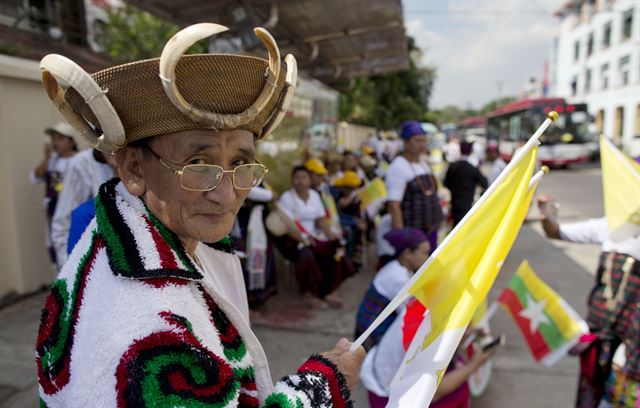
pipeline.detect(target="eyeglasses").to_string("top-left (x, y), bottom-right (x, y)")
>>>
top-left (143, 146), bottom-right (268, 192)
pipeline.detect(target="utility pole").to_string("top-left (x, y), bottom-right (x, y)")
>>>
top-left (495, 80), bottom-right (504, 101)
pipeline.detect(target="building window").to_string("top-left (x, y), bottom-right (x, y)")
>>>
top-left (614, 106), bottom-right (624, 143)
top-left (602, 21), bottom-right (612, 48)
top-left (571, 76), bottom-right (578, 96)
top-left (601, 63), bottom-right (610, 90)
top-left (622, 8), bottom-right (633, 40)
top-left (574, 41), bottom-right (580, 62)
top-left (587, 32), bottom-right (594, 56)
top-left (619, 55), bottom-right (630, 86)
top-left (585, 68), bottom-right (592, 93)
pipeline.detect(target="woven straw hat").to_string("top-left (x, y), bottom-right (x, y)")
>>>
top-left (39, 23), bottom-right (297, 154)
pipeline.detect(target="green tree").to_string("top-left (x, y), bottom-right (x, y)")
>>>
top-left (339, 36), bottom-right (436, 129)
top-left (102, 5), bottom-right (206, 63)
top-left (479, 96), bottom-right (516, 115)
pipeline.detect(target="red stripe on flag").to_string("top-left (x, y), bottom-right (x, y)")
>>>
top-left (498, 288), bottom-right (551, 361)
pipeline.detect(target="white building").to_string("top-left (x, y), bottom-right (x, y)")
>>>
top-left (552, 0), bottom-right (640, 156)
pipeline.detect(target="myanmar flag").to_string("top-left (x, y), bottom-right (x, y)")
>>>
top-left (600, 137), bottom-right (640, 242)
top-left (498, 260), bottom-right (588, 366)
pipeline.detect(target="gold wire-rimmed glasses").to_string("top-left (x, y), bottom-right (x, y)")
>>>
top-left (143, 146), bottom-right (268, 191)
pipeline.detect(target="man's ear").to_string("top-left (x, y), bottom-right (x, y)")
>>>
top-left (116, 146), bottom-right (146, 196)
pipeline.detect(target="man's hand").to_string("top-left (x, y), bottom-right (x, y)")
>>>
top-left (537, 193), bottom-right (559, 221)
top-left (321, 338), bottom-right (366, 391)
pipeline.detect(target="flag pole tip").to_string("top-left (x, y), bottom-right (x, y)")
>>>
top-left (547, 111), bottom-right (559, 122)
top-left (541, 165), bottom-right (550, 174)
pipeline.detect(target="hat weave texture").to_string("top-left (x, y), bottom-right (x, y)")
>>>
top-left (65, 54), bottom-right (287, 142)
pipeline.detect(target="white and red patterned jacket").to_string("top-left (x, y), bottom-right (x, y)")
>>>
top-left (36, 179), bottom-right (352, 407)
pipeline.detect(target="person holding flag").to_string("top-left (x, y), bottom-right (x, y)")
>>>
top-left (537, 138), bottom-right (639, 407)
top-left (538, 197), bottom-right (639, 406)
top-left (360, 298), bottom-right (495, 408)
top-left (276, 165), bottom-right (354, 309)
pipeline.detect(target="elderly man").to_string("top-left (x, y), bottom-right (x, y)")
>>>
top-left (35, 23), bottom-right (364, 407)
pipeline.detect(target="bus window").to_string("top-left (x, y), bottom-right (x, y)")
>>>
top-left (568, 111), bottom-right (589, 142)
top-left (509, 115), bottom-right (521, 141)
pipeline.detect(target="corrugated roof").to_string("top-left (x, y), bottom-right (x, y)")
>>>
top-left (127, 0), bottom-right (409, 84)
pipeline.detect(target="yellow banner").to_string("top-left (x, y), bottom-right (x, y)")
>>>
top-left (600, 137), bottom-right (640, 240)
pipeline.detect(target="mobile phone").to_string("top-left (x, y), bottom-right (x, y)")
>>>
top-left (482, 334), bottom-right (505, 352)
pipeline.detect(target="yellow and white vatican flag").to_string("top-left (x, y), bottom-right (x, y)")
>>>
top-left (599, 137), bottom-right (640, 241)
top-left (387, 146), bottom-right (538, 406)
top-left (352, 114), bottom-right (557, 406)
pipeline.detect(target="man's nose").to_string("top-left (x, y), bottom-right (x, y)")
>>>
top-left (204, 172), bottom-right (236, 207)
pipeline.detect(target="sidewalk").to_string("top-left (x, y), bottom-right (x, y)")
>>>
top-left (0, 221), bottom-right (595, 407)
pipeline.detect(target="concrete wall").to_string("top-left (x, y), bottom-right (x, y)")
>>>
top-left (0, 54), bottom-right (73, 299)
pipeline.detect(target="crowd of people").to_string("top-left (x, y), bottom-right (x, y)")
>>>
top-left (32, 111), bottom-right (508, 405)
top-left (31, 22), bottom-right (636, 408)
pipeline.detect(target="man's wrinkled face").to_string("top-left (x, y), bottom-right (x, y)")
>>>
top-left (137, 129), bottom-right (254, 244)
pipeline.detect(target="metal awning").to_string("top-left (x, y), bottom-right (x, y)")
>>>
top-left (127, 0), bottom-right (408, 84)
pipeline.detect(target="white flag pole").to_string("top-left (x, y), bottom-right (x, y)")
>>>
top-left (528, 166), bottom-right (549, 192)
top-left (461, 301), bottom-right (500, 349)
top-left (350, 112), bottom-right (558, 351)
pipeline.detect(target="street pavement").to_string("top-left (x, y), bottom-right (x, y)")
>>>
top-left (0, 163), bottom-right (604, 407)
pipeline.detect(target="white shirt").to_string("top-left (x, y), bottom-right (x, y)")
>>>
top-left (385, 155), bottom-right (432, 202)
top-left (443, 141), bottom-right (461, 162)
top-left (488, 158), bottom-right (507, 185)
top-left (278, 189), bottom-right (326, 237)
top-left (196, 243), bottom-right (250, 323)
top-left (51, 149), bottom-right (114, 267)
top-left (376, 214), bottom-right (395, 258)
top-left (360, 305), bottom-right (407, 397)
top-left (372, 259), bottom-right (412, 300)
top-left (247, 186), bottom-right (274, 202)
top-left (560, 217), bottom-right (640, 259)
top-left (29, 152), bottom-right (75, 208)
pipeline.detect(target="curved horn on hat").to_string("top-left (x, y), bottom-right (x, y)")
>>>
top-left (261, 54), bottom-right (297, 137)
top-left (39, 54), bottom-right (126, 154)
top-left (159, 23), bottom-right (281, 130)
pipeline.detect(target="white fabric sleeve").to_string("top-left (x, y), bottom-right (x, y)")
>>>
top-left (51, 162), bottom-right (91, 267)
top-left (559, 217), bottom-right (608, 245)
top-left (247, 186), bottom-right (273, 202)
top-left (360, 306), bottom-right (407, 396)
top-left (385, 164), bottom-right (407, 202)
top-left (277, 191), bottom-right (295, 219)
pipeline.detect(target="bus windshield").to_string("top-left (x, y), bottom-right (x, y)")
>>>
top-left (487, 105), bottom-right (589, 145)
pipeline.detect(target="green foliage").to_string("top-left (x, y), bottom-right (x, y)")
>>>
top-left (339, 36), bottom-right (436, 129)
top-left (102, 5), bottom-right (206, 63)
top-left (478, 96), bottom-right (516, 115)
